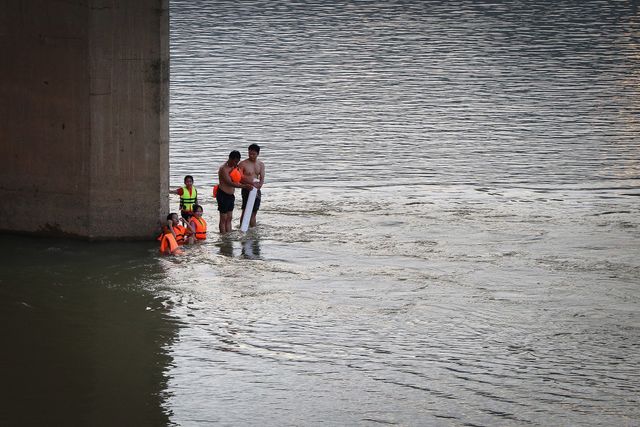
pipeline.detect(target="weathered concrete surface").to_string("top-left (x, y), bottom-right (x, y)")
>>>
top-left (0, 0), bottom-right (169, 239)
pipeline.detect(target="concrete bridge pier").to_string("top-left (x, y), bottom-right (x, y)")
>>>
top-left (0, 1), bottom-right (169, 239)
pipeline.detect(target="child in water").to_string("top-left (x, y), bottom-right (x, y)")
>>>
top-left (158, 213), bottom-right (190, 255)
top-left (189, 204), bottom-right (207, 240)
top-left (171, 175), bottom-right (198, 220)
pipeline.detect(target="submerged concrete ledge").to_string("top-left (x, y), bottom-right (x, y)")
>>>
top-left (0, 0), bottom-right (169, 240)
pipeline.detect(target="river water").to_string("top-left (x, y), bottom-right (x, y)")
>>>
top-left (2, 1), bottom-right (640, 426)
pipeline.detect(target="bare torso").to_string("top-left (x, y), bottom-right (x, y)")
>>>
top-left (239, 159), bottom-right (264, 187)
top-left (218, 163), bottom-right (237, 195)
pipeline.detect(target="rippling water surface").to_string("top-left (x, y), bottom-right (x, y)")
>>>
top-left (164, 1), bottom-right (640, 425)
top-left (5, 1), bottom-right (638, 426)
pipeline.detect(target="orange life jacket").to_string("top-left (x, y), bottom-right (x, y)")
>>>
top-left (157, 224), bottom-right (183, 240)
top-left (174, 224), bottom-right (189, 245)
top-left (157, 223), bottom-right (190, 244)
top-left (157, 226), bottom-right (168, 241)
top-left (191, 216), bottom-right (207, 240)
top-left (159, 233), bottom-right (180, 255)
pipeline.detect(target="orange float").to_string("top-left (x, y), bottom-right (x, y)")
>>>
top-left (230, 167), bottom-right (242, 183)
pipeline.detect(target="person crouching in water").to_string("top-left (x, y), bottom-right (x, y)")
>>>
top-left (216, 150), bottom-right (254, 233)
top-left (159, 212), bottom-right (193, 255)
top-left (189, 204), bottom-right (207, 241)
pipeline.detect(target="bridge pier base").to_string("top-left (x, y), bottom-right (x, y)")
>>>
top-left (0, 1), bottom-right (169, 239)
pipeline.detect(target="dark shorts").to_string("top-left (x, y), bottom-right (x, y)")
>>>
top-left (241, 188), bottom-right (261, 212)
top-left (216, 188), bottom-right (235, 213)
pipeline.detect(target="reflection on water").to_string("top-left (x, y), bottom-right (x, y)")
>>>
top-left (241, 237), bottom-right (261, 260)
top-left (216, 237), bottom-right (235, 258)
top-left (213, 233), bottom-right (262, 259)
top-left (0, 236), bottom-right (178, 426)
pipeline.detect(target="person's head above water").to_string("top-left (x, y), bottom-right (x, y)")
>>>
top-left (167, 213), bottom-right (179, 224)
top-left (227, 150), bottom-right (241, 167)
top-left (184, 175), bottom-right (194, 186)
top-left (247, 144), bottom-right (260, 161)
top-left (193, 204), bottom-right (203, 215)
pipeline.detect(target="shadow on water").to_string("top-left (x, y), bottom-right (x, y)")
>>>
top-left (0, 235), bottom-right (178, 427)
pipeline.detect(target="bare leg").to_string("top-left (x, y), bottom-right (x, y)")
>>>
top-left (239, 208), bottom-right (245, 229)
top-left (224, 213), bottom-right (233, 233)
top-left (219, 213), bottom-right (226, 233)
top-left (250, 212), bottom-right (257, 227)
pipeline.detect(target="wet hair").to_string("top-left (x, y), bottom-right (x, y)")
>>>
top-left (248, 143), bottom-right (260, 153)
top-left (193, 204), bottom-right (203, 213)
top-left (229, 150), bottom-right (241, 160)
top-left (184, 175), bottom-right (194, 183)
top-left (167, 213), bottom-right (178, 221)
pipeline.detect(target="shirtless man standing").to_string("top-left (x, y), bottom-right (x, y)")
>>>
top-left (238, 144), bottom-right (265, 229)
top-left (217, 150), bottom-right (252, 233)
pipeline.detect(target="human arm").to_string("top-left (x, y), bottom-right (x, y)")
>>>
top-left (221, 167), bottom-right (252, 190)
top-left (186, 218), bottom-right (196, 235)
top-left (256, 161), bottom-right (265, 189)
top-left (167, 220), bottom-right (177, 240)
top-left (179, 218), bottom-right (192, 233)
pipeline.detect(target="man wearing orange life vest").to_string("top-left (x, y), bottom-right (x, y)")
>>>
top-left (189, 204), bottom-right (207, 240)
top-left (171, 175), bottom-right (198, 220)
top-left (159, 213), bottom-right (186, 255)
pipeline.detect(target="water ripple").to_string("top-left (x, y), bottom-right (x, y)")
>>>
top-left (165, 1), bottom-right (640, 425)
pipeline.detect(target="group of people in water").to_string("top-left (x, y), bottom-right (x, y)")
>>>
top-left (159, 144), bottom-right (265, 255)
